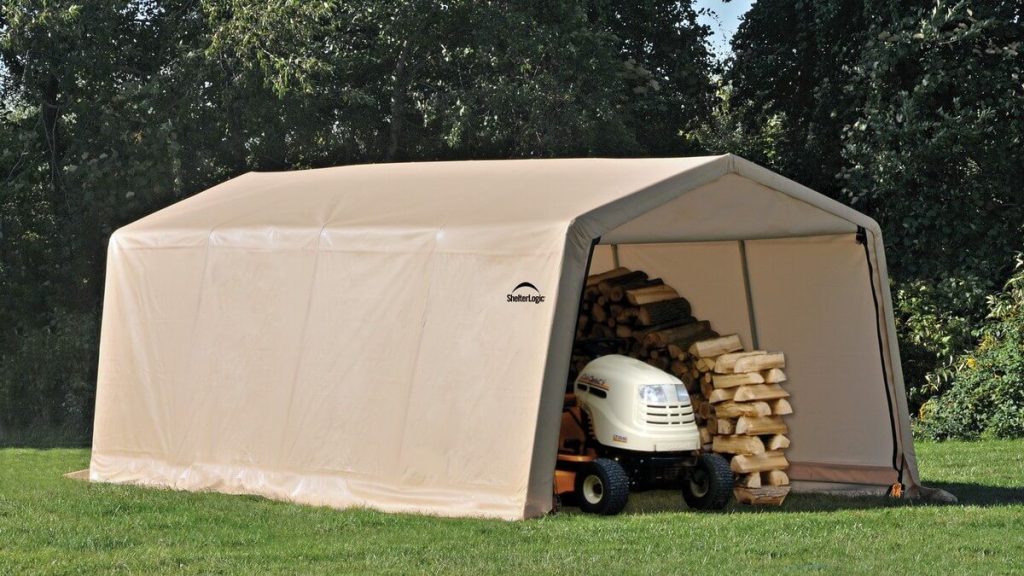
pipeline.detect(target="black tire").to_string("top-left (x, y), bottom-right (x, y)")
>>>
top-left (575, 458), bottom-right (630, 515)
top-left (681, 453), bottom-right (733, 510)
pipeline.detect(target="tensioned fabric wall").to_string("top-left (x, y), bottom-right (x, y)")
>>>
top-left (90, 155), bottom-right (917, 520)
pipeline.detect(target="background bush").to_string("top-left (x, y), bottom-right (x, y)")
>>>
top-left (893, 276), bottom-right (990, 414)
top-left (918, 256), bottom-right (1024, 440)
top-left (0, 308), bottom-right (96, 441)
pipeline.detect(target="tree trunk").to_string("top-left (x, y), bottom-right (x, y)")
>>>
top-left (385, 43), bottom-right (409, 162)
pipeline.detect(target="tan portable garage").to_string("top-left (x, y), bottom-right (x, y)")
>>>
top-left (90, 155), bottom-right (918, 520)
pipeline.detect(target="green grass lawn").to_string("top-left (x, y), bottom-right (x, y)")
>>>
top-left (1, 441), bottom-right (1022, 575)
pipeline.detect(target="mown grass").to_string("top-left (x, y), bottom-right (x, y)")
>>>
top-left (1, 441), bottom-right (1022, 575)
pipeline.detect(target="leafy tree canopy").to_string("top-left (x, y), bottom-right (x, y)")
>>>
top-left (0, 0), bottom-right (716, 433)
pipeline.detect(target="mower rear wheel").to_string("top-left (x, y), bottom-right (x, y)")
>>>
top-left (682, 453), bottom-right (733, 511)
top-left (575, 458), bottom-right (629, 515)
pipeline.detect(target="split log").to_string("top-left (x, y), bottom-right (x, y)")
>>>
top-left (679, 372), bottom-right (697, 393)
top-left (766, 434), bottom-right (790, 450)
top-left (736, 415), bottom-right (788, 436)
top-left (733, 485), bottom-right (790, 506)
top-left (667, 343), bottom-right (688, 360)
top-left (714, 351), bottom-right (766, 374)
top-left (700, 377), bottom-right (714, 398)
top-left (733, 352), bottom-right (786, 373)
top-left (591, 305), bottom-right (608, 323)
top-left (765, 470), bottom-right (790, 487)
top-left (669, 360), bottom-right (686, 376)
top-left (646, 356), bottom-right (670, 371)
top-left (641, 320), bottom-right (708, 348)
top-left (770, 398), bottom-right (793, 416)
top-left (739, 473), bottom-right (762, 488)
top-left (609, 278), bottom-right (664, 303)
top-left (712, 372), bottom-right (765, 389)
top-left (730, 450), bottom-right (789, 474)
top-left (669, 329), bottom-right (719, 355)
top-left (615, 325), bottom-right (633, 339)
top-left (626, 284), bottom-right (679, 306)
top-left (696, 358), bottom-right (717, 372)
top-left (733, 384), bottom-right (790, 403)
top-left (713, 435), bottom-right (765, 455)
top-left (714, 401), bottom-right (771, 419)
top-left (715, 418), bottom-right (737, 435)
top-left (690, 335), bottom-right (744, 358)
top-left (637, 297), bottom-right (692, 326)
top-left (598, 271), bottom-right (648, 299)
top-left (615, 307), bottom-right (640, 325)
top-left (763, 368), bottom-right (787, 384)
top-left (632, 318), bottom-right (697, 344)
top-left (708, 388), bottom-right (736, 404)
top-left (699, 427), bottom-right (712, 445)
top-left (586, 267), bottom-right (631, 287)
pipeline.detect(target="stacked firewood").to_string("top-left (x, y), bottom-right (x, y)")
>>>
top-left (571, 267), bottom-right (717, 386)
top-left (690, 336), bottom-right (793, 506)
top-left (573, 267), bottom-right (792, 506)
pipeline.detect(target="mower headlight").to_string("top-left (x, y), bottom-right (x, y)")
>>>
top-left (639, 384), bottom-right (691, 405)
top-left (675, 384), bottom-right (691, 405)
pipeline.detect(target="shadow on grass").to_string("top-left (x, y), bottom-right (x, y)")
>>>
top-left (562, 483), bottom-right (1024, 516)
top-left (622, 490), bottom-right (906, 515)
top-left (925, 482), bottom-right (1024, 507)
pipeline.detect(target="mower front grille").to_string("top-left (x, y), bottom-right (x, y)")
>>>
top-left (642, 403), bottom-right (694, 426)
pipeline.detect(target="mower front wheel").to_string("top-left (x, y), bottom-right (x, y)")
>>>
top-left (682, 453), bottom-right (733, 511)
top-left (575, 458), bottom-right (629, 515)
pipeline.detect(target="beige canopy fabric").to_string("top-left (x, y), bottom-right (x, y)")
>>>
top-left (90, 155), bottom-right (918, 520)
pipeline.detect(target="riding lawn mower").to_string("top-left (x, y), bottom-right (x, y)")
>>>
top-left (555, 354), bottom-right (733, 514)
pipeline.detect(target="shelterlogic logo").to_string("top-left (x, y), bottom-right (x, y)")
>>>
top-left (507, 282), bottom-right (546, 304)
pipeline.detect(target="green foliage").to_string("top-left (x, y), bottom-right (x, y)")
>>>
top-left (841, 0), bottom-right (1024, 282)
top-left (198, 0), bottom-right (720, 162)
top-left (0, 1), bottom-right (717, 438)
top-left (2, 0), bottom-right (1022, 439)
top-left (589, 0), bottom-right (717, 155)
top-left (684, 83), bottom-right (791, 167)
top-left (842, 2), bottom-right (1024, 420)
top-left (721, 0), bottom-right (913, 196)
top-left (0, 309), bottom-right (96, 435)
top-left (918, 256), bottom-right (1024, 440)
top-left (893, 275), bottom-right (989, 413)
top-left (719, 0), bottom-right (1024, 413)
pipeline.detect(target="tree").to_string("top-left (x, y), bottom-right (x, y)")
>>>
top-left (722, 0), bottom-right (941, 197)
top-left (0, 0), bottom-right (716, 438)
top-left (840, 1), bottom-right (1024, 406)
top-left (589, 0), bottom-right (718, 155)
top-left (841, 0), bottom-right (1024, 282)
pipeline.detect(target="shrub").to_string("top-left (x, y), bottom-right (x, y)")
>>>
top-left (918, 256), bottom-right (1024, 440)
top-left (0, 309), bottom-right (97, 442)
top-left (893, 275), bottom-right (990, 414)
